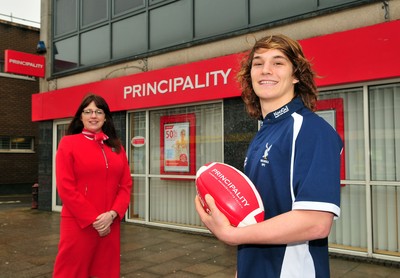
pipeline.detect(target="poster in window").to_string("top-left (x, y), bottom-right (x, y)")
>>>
top-left (316, 98), bottom-right (345, 181)
top-left (160, 113), bottom-right (196, 175)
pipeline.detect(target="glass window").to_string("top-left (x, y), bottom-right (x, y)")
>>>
top-left (128, 111), bottom-right (147, 221)
top-left (148, 0), bottom-right (167, 5)
top-left (129, 111), bottom-right (147, 175)
top-left (112, 14), bottom-right (148, 59)
top-left (0, 137), bottom-right (10, 149)
top-left (113, 0), bottom-right (145, 16)
top-left (149, 104), bottom-right (223, 175)
top-left (149, 103), bottom-right (222, 226)
top-left (318, 0), bottom-right (355, 9)
top-left (54, 0), bottom-right (77, 36)
top-left (194, 0), bottom-right (247, 38)
top-left (0, 136), bottom-right (34, 152)
top-left (81, 0), bottom-right (108, 27)
top-left (369, 83), bottom-right (400, 181)
top-left (54, 36), bottom-right (79, 73)
top-left (128, 102), bottom-right (223, 226)
top-left (329, 183), bottom-right (368, 251)
top-left (319, 88), bottom-right (364, 180)
top-left (52, 0), bottom-right (370, 74)
top-left (372, 184), bottom-right (400, 254)
top-left (149, 0), bottom-right (191, 49)
top-left (324, 83), bottom-right (400, 256)
top-left (11, 137), bottom-right (32, 149)
top-left (250, 0), bottom-right (315, 25)
top-left (81, 26), bottom-right (110, 66)
top-left (129, 177), bottom-right (146, 220)
top-left (149, 177), bottom-right (202, 226)
top-left (319, 89), bottom-right (368, 252)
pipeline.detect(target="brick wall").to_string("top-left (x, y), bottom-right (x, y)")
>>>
top-left (0, 20), bottom-right (40, 194)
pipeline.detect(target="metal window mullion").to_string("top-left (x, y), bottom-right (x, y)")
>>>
top-left (363, 84), bottom-right (373, 257)
top-left (145, 110), bottom-right (150, 222)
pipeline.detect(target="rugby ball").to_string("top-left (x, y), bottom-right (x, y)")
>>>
top-left (195, 162), bottom-right (264, 227)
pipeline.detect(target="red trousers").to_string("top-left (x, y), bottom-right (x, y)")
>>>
top-left (53, 217), bottom-right (121, 278)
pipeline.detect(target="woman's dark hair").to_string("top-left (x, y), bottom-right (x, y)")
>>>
top-left (67, 94), bottom-right (122, 153)
top-left (237, 34), bottom-right (318, 119)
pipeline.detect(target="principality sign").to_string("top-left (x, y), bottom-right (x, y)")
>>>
top-left (4, 50), bottom-right (45, 78)
top-left (31, 20), bottom-right (400, 121)
top-left (32, 53), bottom-right (242, 121)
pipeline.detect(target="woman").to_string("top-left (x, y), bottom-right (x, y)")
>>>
top-left (195, 34), bottom-right (343, 277)
top-left (53, 94), bottom-right (132, 278)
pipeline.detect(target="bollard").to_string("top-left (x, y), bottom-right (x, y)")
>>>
top-left (32, 183), bottom-right (39, 209)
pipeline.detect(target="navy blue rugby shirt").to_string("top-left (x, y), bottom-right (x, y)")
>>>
top-left (237, 97), bottom-right (343, 278)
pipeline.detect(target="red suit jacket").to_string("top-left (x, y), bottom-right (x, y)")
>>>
top-left (54, 133), bottom-right (132, 277)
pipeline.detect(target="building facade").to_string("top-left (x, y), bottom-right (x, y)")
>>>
top-left (35, 0), bottom-right (400, 262)
top-left (0, 20), bottom-right (40, 194)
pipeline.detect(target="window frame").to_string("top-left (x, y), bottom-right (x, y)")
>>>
top-left (0, 136), bottom-right (35, 153)
top-left (51, 0), bottom-right (377, 76)
top-left (320, 78), bottom-right (400, 262)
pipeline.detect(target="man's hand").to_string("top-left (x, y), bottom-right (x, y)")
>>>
top-left (194, 194), bottom-right (236, 245)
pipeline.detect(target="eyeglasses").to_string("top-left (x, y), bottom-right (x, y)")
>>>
top-left (82, 109), bottom-right (105, 116)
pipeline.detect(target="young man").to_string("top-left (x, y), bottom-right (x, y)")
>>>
top-left (195, 34), bottom-right (343, 277)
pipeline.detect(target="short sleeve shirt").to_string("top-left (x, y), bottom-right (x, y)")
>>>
top-left (237, 97), bottom-right (343, 278)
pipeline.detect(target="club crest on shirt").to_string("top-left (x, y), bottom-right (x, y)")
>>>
top-left (260, 142), bottom-right (272, 166)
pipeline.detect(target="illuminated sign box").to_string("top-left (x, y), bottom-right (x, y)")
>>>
top-left (4, 49), bottom-right (45, 78)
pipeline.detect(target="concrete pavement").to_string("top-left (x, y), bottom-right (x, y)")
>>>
top-left (1, 195), bottom-right (400, 277)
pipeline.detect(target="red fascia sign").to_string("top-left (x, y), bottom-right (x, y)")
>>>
top-left (302, 20), bottom-right (400, 87)
top-left (32, 53), bottom-right (242, 121)
top-left (32, 20), bottom-right (400, 121)
top-left (5, 50), bottom-right (45, 78)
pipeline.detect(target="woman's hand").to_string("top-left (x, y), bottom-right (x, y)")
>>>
top-left (97, 226), bottom-right (111, 237)
top-left (194, 194), bottom-right (237, 245)
top-left (93, 211), bottom-right (114, 236)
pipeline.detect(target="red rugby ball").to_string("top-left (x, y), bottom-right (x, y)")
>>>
top-left (196, 162), bottom-right (264, 227)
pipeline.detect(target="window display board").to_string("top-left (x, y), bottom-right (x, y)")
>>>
top-left (160, 113), bottom-right (196, 176)
top-left (316, 98), bottom-right (345, 180)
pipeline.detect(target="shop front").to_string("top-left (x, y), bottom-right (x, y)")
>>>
top-left (33, 52), bottom-right (249, 232)
top-left (33, 20), bottom-right (400, 260)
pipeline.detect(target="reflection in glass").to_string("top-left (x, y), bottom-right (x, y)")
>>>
top-left (372, 185), bottom-right (400, 254)
top-left (54, 0), bottom-right (77, 36)
top-left (369, 83), bottom-right (400, 181)
top-left (112, 15), bottom-right (147, 59)
top-left (319, 88), bottom-right (364, 180)
top-left (113, 0), bottom-right (144, 16)
top-left (81, 26), bottom-right (110, 66)
top-left (82, 0), bottom-right (108, 27)
top-left (149, 0), bottom-right (191, 49)
top-left (54, 37), bottom-right (79, 73)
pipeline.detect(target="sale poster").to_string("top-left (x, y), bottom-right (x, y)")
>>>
top-left (164, 122), bottom-right (190, 172)
top-left (160, 113), bottom-right (196, 176)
